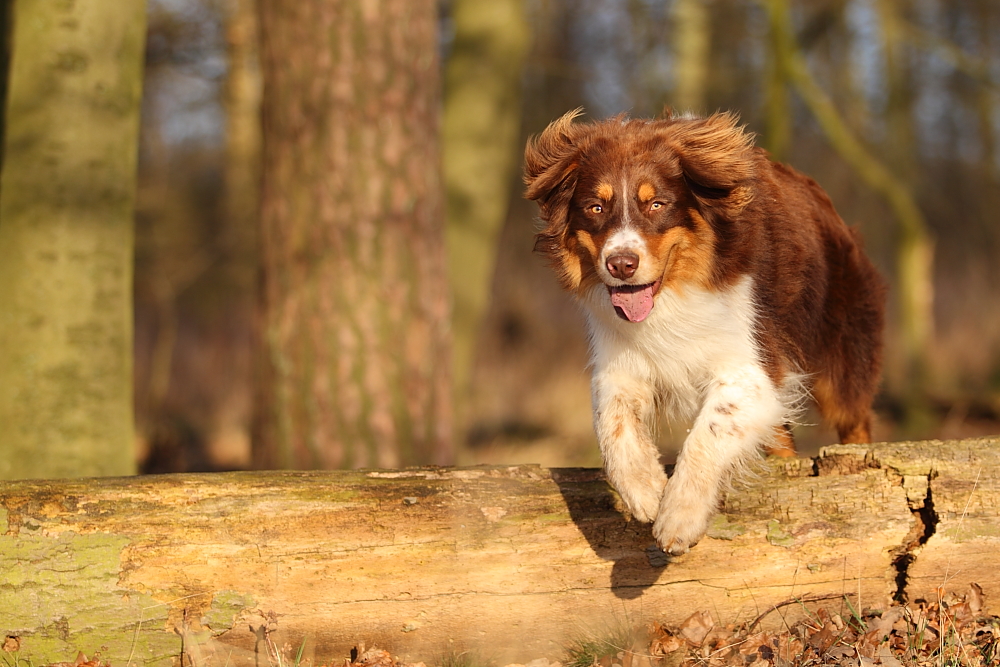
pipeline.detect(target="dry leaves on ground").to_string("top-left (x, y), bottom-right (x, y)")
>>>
top-left (644, 585), bottom-right (998, 667)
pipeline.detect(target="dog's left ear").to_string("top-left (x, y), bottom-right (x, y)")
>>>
top-left (669, 112), bottom-right (756, 216)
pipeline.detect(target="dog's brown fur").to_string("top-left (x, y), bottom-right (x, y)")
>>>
top-left (526, 110), bottom-right (885, 447)
top-left (523, 110), bottom-right (886, 553)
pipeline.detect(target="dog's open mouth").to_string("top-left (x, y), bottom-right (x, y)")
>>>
top-left (608, 280), bottom-right (661, 323)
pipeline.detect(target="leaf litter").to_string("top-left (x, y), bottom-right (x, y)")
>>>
top-left (310, 586), bottom-right (998, 667)
top-left (637, 584), bottom-right (998, 667)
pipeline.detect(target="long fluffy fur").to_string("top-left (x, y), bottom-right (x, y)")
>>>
top-left (524, 110), bottom-right (886, 555)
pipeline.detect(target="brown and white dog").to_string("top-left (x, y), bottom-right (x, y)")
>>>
top-left (524, 110), bottom-right (886, 555)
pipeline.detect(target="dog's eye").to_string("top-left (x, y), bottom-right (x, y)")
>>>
top-left (650, 201), bottom-right (664, 211)
top-left (589, 204), bottom-right (604, 214)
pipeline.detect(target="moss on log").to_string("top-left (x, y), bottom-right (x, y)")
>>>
top-left (1, 438), bottom-right (998, 665)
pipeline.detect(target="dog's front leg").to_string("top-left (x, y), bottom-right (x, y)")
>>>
top-left (592, 370), bottom-right (667, 523)
top-left (653, 367), bottom-right (784, 555)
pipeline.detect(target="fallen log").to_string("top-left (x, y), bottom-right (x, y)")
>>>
top-left (1, 437), bottom-right (997, 666)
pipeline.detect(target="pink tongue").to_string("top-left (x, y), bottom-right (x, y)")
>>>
top-left (609, 283), bottom-right (656, 322)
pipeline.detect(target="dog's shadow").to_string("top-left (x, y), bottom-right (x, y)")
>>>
top-left (552, 468), bottom-right (672, 600)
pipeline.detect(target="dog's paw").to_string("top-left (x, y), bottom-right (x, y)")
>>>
top-left (652, 522), bottom-right (704, 556)
top-left (616, 475), bottom-right (667, 523)
top-left (651, 482), bottom-right (714, 555)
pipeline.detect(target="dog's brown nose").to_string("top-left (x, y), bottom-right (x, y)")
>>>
top-left (606, 252), bottom-right (639, 280)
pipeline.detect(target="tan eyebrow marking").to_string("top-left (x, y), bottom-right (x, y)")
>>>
top-left (638, 182), bottom-right (656, 203)
top-left (596, 182), bottom-right (614, 201)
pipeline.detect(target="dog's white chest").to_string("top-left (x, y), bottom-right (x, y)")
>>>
top-left (582, 277), bottom-right (762, 413)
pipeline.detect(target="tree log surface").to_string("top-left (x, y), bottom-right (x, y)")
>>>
top-left (1, 438), bottom-right (997, 665)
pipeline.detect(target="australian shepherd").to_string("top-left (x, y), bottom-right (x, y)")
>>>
top-left (524, 110), bottom-right (886, 555)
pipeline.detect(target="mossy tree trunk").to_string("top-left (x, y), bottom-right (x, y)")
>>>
top-left (222, 0), bottom-right (260, 276)
top-left (253, 0), bottom-right (452, 470)
top-left (0, 0), bottom-right (146, 479)
top-left (762, 0), bottom-right (791, 161)
top-left (0, 0), bottom-right (12, 157)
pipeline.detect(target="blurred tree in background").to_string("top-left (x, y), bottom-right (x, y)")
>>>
top-left (0, 0), bottom-right (146, 479)
top-left (764, 0), bottom-right (935, 430)
top-left (443, 0), bottom-right (529, 426)
top-left (130, 0), bottom-right (1000, 472)
top-left (252, 0), bottom-right (452, 469)
top-left (672, 0), bottom-right (711, 113)
top-left (135, 0), bottom-right (241, 473)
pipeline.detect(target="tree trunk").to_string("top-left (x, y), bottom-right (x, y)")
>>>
top-left (762, 2), bottom-right (791, 161)
top-left (443, 0), bottom-right (529, 423)
top-left (253, 0), bottom-right (452, 470)
top-left (223, 0), bottom-right (261, 237)
top-left (2, 438), bottom-right (998, 665)
top-left (0, 0), bottom-right (12, 159)
top-left (0, 0), bottom-right (145, 479)
top-left (671, 0), bottom-right (711, 114)
top-left (875, 0), bottom-right (935, 422)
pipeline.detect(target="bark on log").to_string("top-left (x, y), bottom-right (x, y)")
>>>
top-left (1, 438), bottom-right (998, 666)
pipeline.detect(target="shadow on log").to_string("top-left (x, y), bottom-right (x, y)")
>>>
top-left (1, 438), bottom-right (998, 665)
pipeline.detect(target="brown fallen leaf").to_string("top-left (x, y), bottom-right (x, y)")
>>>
top-left (649, 623), bottom-right (684, 656)
top-left (677, 610), bottom-right (714, 647)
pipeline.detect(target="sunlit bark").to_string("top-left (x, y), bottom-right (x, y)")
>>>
top-left (253, 0), bottom-right (452, 469)
top-left (672, 0), bottom-right (711, 113)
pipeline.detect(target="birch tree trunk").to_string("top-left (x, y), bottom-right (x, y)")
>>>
top-left (253, 0), bottom-right (452, 470)
top-left (0, 0), bottom-right (146, 479)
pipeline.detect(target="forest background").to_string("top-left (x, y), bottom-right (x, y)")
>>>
top-left (2, 0), bottom-right (999, 477)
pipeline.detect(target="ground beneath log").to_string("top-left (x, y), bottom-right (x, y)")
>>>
top-left (333, 586), bottom-right (998, 667)
top-left (12, 588), bottom-right (998, 667)
top-left (635, 585), bottom-right (998, 667)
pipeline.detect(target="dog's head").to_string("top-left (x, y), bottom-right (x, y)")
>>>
top-left (524, 110), bottom-right (757, 322)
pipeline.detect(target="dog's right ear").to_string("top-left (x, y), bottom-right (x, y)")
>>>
top-left (525, 109), bottom-right (589, 292)
top-left (523, 108), bottom-right (586, 214)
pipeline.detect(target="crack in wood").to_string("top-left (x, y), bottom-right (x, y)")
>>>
top-left (891, 479), bottom-right (938, 602)
top-left (815, 445), bottom-right (947, 604)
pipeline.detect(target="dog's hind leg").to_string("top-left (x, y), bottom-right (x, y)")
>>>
top-left (764, 424), bottom-right (797, 457)
top-left (813, 374), bottom-right (874, 444)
